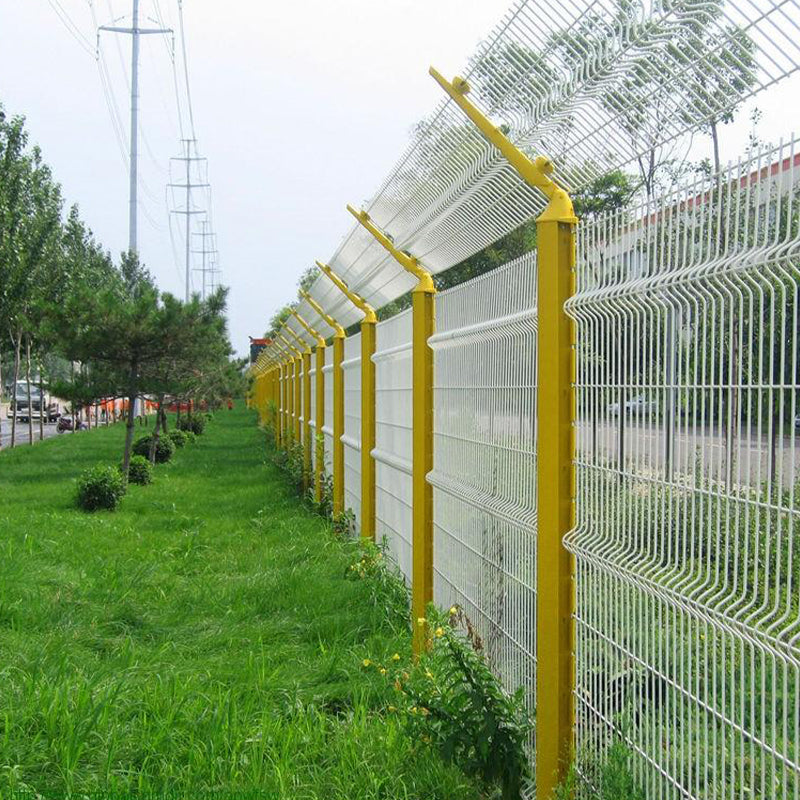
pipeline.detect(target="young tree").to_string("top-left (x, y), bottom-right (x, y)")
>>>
top-left (50, 252), bottom-right (164, 473)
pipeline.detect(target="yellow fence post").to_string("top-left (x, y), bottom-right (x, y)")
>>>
top-left (301, 290), bottom-right (346, 514)
top-left (282, 324), bottom-right (308, 445)
top-left (431, 67), bottom-right (577, 797)
top-left (316, 260), bottom-right (377, 541)
top-left (315, 342), bottom-right (326, 502)
top-left (348, 205), bottom-right (435, 656)
top-left (290, 309), bottom-right (325, 493)
top-left (278, 334), bottom-right (301, 448)
top-left (279, 359), bottom-right (287, 447)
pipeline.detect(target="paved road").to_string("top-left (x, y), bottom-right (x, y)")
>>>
top-left (576, 418), bottom-right (799, 489)
top-left (0, 420), bottom-right (61, 449)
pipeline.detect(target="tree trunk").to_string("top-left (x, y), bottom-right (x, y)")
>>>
top-left (25, 337), bottom-right (34, 445)
top-left (148, 399), bottom-right (163, 464)
top-left (710, 118), bottom-right (721, 176)
top-left (10, 331), bottom-right (22, 448)
top-left (38, 368), bottom-right (45, 441)
top-left (161, 400), bottom-right (169, 433)
top-left (121, 367), bottom-right (139, 477)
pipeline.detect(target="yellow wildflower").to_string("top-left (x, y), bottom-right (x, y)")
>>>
top-left (416, 617), bottom-right (426, 627)
top-left (434, 627), bottom-right (445, 638)
top-left (391, 652), bottom-right (401, 662)
top-left (380, 668), bottom-right (387, 675)
top-left (362, 658), bottom-right (371, 668)
top-left (449, 606), bottom-right (457, 616)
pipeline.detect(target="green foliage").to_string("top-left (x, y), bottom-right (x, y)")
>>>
top-left (573, 170), bottom-right (635, 219)
top-left (132, 434), bottom-right (175, 464)
top-left (75, 464), bottom-right (127, 511)
top-left (552, 741), bottom-right (645, 800)
top-left (166, 429), bottom-right (189, 449)
top-left (345, 541), bottom-right (410, 632)
top-left (125, 454), bottom-right (153, 486)
top-left (177, 415), bottom-right (206, 436)
top-left (390, 606), bottom-right (532, 800)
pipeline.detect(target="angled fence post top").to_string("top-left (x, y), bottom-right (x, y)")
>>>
top-left (276, 333), bottom-right (301, 358)
top-left (428, 68), bottom-right (577, 225)
top-left (315, 260), bottom-right (377, 322)
top-left (346, 206), bottom-right (436, 293)
top-left (300, 289), bottom-right (346, 338)
top-left (289, 308), bottom-right (325, 347)
top-left (281, 322), bottom-right (311, 354)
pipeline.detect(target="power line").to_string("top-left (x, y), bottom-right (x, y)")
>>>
top-left (176, 0), bottom-right (196, 138)
top-left (47, 0), bottom-right (95, 56)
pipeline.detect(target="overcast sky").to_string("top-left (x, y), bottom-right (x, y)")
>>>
top-left (2, 1), bottom-right (799, 357)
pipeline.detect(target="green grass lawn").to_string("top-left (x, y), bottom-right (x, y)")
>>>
top-left (0, 406), bottom-right (479, 799)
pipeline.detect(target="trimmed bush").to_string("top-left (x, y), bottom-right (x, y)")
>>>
top-left (182, 430), bottom-right (197, 444)
top-left (126, 454), bottom-right (153, 485)
top-left (167, 429), bottom-right (189, 448)
top-left (76, 465), bottom-right (127, 511)
top-left (132, 434), bottom-right (176, 464)
top-left (177, 415), bottom-right (206, 436)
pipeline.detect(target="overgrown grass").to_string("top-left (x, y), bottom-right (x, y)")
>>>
top-left (0, 406), bottom-right (480, 799)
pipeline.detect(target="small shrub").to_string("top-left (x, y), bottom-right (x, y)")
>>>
top-left (132, 434), bottom-right (176, 464)
top-left (76, 465), bottom-right (127, 511)
top-left (177, 415), bottom-right (206, 436)
top-left (167, 429), bottom-right (189, 448)
top-left (126, 455), bottom-right (153, 485)
top-left (182, 430), bottom-right (197, 444)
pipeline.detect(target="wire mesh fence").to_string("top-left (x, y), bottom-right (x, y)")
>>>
top-left (568, 136), bottom-right (800, 799)
top-left (248, 0), bottom-right (800, 794)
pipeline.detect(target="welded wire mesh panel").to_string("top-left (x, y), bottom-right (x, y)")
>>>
top-left (374, 308), bottom-right (414, 582)
top-left (296, 0), bottom-right (800, 334)
top-left (566, 138), bottom-right (800, 799)
top-left (343, 332), bottom-right (362, 533)
top-left (431, 252), bottom-right (539, 754)
top-left (322, 347), bottom-right (334, 476)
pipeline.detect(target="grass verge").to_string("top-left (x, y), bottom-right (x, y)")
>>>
top-left (0, 406), bottom-right (480, 799)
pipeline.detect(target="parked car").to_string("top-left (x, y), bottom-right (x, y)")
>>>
top-left (607, 394), bottom-right (658, 417)
top-left (7, 380), bottom-right (60, 423)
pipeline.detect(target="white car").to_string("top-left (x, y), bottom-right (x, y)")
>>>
top-left (608, 394), bottom-right (658, 417)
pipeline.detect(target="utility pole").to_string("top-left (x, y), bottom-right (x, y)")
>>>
top-left (191, 219), bottom-right (218, 299)
top-left (168, 139), bottom-right (208, 300)
top-left (98, 1), bottom-right (171, 253)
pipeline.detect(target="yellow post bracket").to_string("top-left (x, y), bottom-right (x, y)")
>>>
top-left (316, 260), bottom-right (378, 542)
top-left (348, 205), bottom-right (435, 658)
top-left (346, 206), bottom-right (435, 294)
top-left (315, 261), bottom-right (377, 323)
top-left (428, 67), bottom-right (577, 225)
top-left (430, 67), bottom-right (577, 799)
top-left (300, 290), bottom-right (345, 518)
top-left (290, 309), bottom-right (325, 347)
